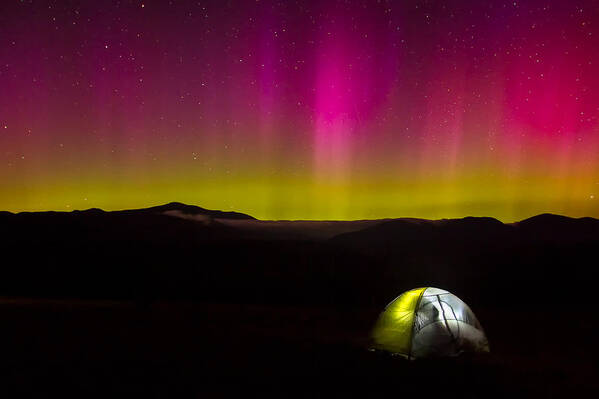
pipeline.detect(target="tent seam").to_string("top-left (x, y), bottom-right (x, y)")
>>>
top-left (408, 287), bottom-right (427, 360)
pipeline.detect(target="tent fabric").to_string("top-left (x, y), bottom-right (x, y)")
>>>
top-left (371, 287), bottom-right (425, 355)
top-left (371, 287), bottom-right (489, 359)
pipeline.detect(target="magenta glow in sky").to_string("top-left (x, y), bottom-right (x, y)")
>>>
top-left (0, 0), bottom-right (598, 220)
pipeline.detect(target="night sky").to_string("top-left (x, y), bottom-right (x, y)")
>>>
top-left (1, 0), bottom-right (598, 220)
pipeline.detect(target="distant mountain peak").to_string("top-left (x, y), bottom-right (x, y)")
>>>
top-left (516, 213), bottom-right (599, 226)
top-left (518, 213), bottom-right (573, 223)
top-left (133, 202), bottom-right (256, 220)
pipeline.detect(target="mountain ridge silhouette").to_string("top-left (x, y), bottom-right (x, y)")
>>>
top-left (0, 203), bottom-right (597, 308)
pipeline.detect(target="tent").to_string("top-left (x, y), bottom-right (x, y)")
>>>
top-left (371, 287), bottom-right (489, 359)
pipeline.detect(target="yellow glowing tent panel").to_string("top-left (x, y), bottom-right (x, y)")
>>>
top-left (371, 287), bottom-right (489, 359)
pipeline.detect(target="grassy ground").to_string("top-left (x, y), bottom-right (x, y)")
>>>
top-left (0, 299), bottom-right (597, 397)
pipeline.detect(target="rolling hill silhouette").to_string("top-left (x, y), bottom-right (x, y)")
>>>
top-left (1, 203), bottom-right (597, 308)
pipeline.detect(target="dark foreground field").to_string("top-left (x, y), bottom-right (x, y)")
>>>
top-left (1, 299), bottom-right (597, 397)
top-left (1, 203), bottom-right (599, 396)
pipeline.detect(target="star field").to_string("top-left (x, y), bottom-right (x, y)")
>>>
top-left (0, 0), bottom-right (598, 220)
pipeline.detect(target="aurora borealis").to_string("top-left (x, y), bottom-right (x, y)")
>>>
top-left (1, 0), bottom-right (598, 220)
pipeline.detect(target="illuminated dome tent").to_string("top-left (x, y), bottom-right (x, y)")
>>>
top-left (371, 287), bottom-right (489, 359)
